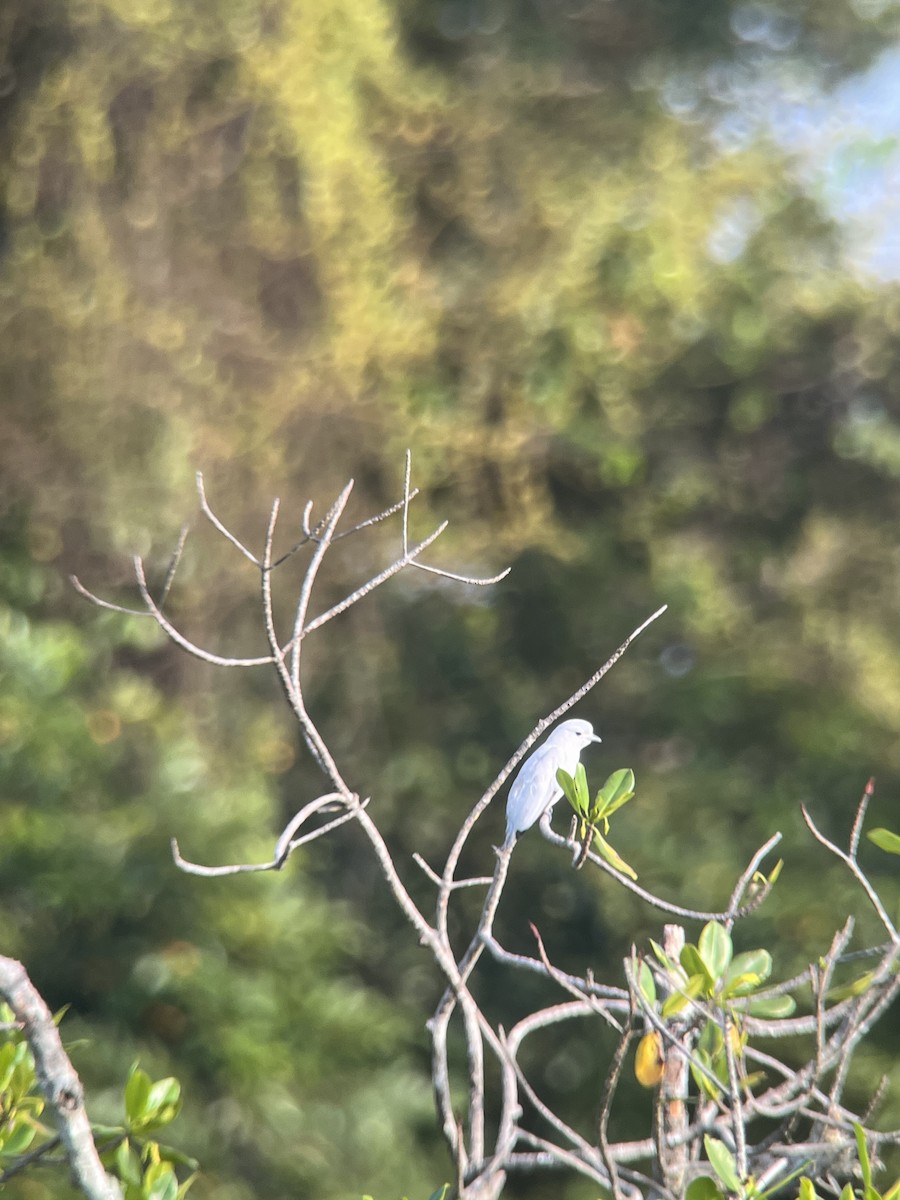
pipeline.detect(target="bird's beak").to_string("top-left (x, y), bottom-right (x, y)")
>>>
top-left (591, 735), bottom-right (603, 744)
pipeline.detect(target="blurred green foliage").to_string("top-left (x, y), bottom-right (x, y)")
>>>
top-left (2, 0), bottom-right (900, 1194)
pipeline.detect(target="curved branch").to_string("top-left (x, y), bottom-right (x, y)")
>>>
top-left (132, 557), bottom-right (275, 667)
top-left (801, 796), bottom-right (898, 941)
top-left (171, 794), bottom-right (370, 877)
top-left (541, 824), bottom-right (780, 922)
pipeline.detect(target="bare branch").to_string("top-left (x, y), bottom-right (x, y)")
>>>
top-left (171, 794), bottom-right (370, 877)
top-left (271, 488), bottom-right (424, 568)
top-left (598, 991), bottom-right (636, 1200)
top-left (288, 481), bottom-right (354, 693)
top-left (541, 822), bottom-right (778, 922)
top-left (413, 854), bottom-right (492, 890)
top-left (196, 472), bottom-right (260, 565)
top-left (528, 923), bottom-right (625, 1031)
top-left (413, 561), bottom-right (512, 587)
top-left (70, 575), bottom-right (151, 618)
top-left (304, 520), bottom-right (449, 634)
top-left (801, 799), bottom-right (898, 941)
top-left (133, 557), bottom-right (275, 667)
top-left (401, 448), bottom-right (412, 556)
top-left (724, 832), bottom-right (784, 929)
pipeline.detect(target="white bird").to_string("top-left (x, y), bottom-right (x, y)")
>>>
top-left (504, 718), bottom-right (602, 848)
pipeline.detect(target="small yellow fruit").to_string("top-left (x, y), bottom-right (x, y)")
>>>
top-left (634, 1031), bottom-right (664, 1088)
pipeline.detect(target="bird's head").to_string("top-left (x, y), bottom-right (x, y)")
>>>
top-left (548, 718), bottom-right (602, 747)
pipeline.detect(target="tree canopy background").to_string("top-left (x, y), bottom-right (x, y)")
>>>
top-left (2, 1), bottom-right (900, 1196)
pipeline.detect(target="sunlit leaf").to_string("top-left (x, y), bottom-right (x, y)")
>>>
top-left (591, 830), bottom-right (638, 880)
top-left (703, 1136), bottom-right (742, 1194)
top-left (680, 944), bottom-right (714, 990)
top-left (638, 959), bottom-right (657, 1009)
top-left (746, 995), bottom-right (796, 1019)
top-left (125, 1065), bottom-right (151, 1125)
top-left (724, 949), bottom-right (772, 994)
top-left (685, 1179), bottom-right (725, 1200)
top-left (698, 922), bottom-right (732, 981)
top-left (593, 768), bottom-right (636, 820)
top-left (854, 1122), bottom-right (871, 1190)
top-left (662, 974), bottom-right (706, 1018)
top-left (691, 1047), bottom-right (721, 1102)
top-left (828, 971), bottom-right (877, 1001)
top-left (867, 827), bottom-right (900, 855)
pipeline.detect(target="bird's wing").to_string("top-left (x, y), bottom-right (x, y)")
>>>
top-left (506, 747), bottom-right (563, 838)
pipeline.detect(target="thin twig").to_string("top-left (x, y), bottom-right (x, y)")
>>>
top-left (133, 557), bottom-right (275, 667)
top-left (413, 854), bottom-right (492, 890)
top-left (724, 833), bottom-right (783, 930)
top-left (0, 1133), bottom-right (62, 1184)
top-left (70, 575), bottom-right (153, 619)
top-left (303, 520), bottom-right (450, 634)
top-left (801, 802), bottom-right (898, 940)
top-left (598, 992), bottom-right (636, 1200)
top-left (529, 923), bottom-right (624, 1032)
top-left (171, 795), bottom-right (370, 877)
top-left (196, 473), bottom-right (260, 565)
top-left (543, 823), bottom-right (777, 922)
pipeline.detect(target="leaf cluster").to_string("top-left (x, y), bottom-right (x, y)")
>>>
top-left (0, 1008), bottom-right (195, 1200)
top-left (557, 765), bottom-right (637, 876)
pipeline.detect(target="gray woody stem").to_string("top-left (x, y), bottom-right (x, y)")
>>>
top-left (0, 956), bottom-right (122, 1200)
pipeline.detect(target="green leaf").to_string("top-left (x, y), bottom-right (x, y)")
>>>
top-left (698, 1017), bottom-right (724, 1057)
top-left (558, 767), bottom-right (589, 816)
top-left (638, 959), bottom-right (657, 1008)
top-left (686, 1178), bottom-right (725, 1200)
top-left (704, 1136), bottom-right (742, 1194)
top-left (690, 1047), bottom-right (721, 1102)
top-left (556, 766), bottom-right (578, 808)
top-left (867, 827), bottom-right (900, 855)
top-left (827, 970), bottom-right (877, 1001)
top-left (0, 1041), bottom-right (17, 1091)
top-left (0, 1121), bottom-right (37, 1157)
top-left (724, 949), bottom-right (772, 993)
top-left (115, 1139), bottom-right (143, 1188)
top-left (798, 1177), bottom-right (817, 1200)
top-left (680, 944), bottom-right (714, 990)
top-left (649, 939), bottom-right (673, 969)
top-left (125, 1064), bottom-right (152, 1125)
top-left (148, 1080), bottom-right (181, 1104)
top-left (723, 972), bottom-right (762, 997)
top-left (426, 1187), bottom-right (450, 1200)
top-left (699, 922), bottom-right (733, 981)
top-left (854, 1123), bottom-right (871, 1190)
top-left (176, 1173), bottom-right (198, 1200)
top-left (144, 1161), bottom-right (179, 1200)
top-left (593, 768), bottom-right (635, 821)
top-left (746, 995), bottom-right (796, 1019)
top-left (93, 1123), bottom-right (128, 1141)
top-left (147, 1077), bottom-right (181, 1114)
top-left (838, 1186), bottom-right (854, 1200)
top-left (156, 1146), bottom-right (200, 1171)
top-left (591, 829), bottom-right (638, 879)
top-left (661, 973), bottom-right (706, 1018)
